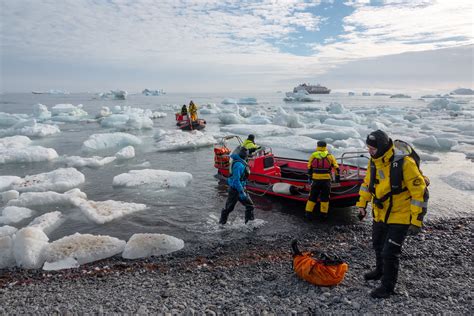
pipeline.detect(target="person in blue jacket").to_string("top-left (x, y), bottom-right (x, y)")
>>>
top-left (219, 146), bottom-right (255, 224)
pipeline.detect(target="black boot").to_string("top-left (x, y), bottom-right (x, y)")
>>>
top-left (319, 212), bottom-right (328, 221)
top-left (370, 285), bottom-right (394, 299)
top-left (219, 209), bottom-right (229, 225)
top-left (364, 269), bottom-right (383, 281)
top-left (245, 209), bottom-right (254, 224)
top-left (304, 211), bottom-right (313, 221)
top-left (291, 239), bottom-right (301, 256)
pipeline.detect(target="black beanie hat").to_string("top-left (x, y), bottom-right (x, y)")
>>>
top-left (248, 134), bottom-right (255, 141)
top-left (238, 147), bottom-right (248, 160)
top-left (317, 140), bottom-right (327, 148)
top-left (366, 130), bottom-right (391, 157)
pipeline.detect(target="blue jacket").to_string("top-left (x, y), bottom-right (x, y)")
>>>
top-left (227, 153), bottom-right (248, 193)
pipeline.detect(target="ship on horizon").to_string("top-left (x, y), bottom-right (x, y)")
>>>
top-left (293, 83), bottom-right (331, 94)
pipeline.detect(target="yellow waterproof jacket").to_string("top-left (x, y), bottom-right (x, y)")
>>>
top-left (356, 145), bottom-right (427, 227)
top-left (242, 139), bottom-right (260, 151)
top-left (307, 147), bottom-right (339, 180)
top-left (189, 103), bottom-right (198, 114)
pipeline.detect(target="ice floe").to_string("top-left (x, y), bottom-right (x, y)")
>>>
top-left (28, 211), bottom-right (65, 235)
top-left (7, 189), bottom-right (87, 208)
top-left (122, 233), bottom-right (184, 259)
top-left (50, 104), bottom-right (88, 122)
top-left (12, 168), bottom-right (85, 193)
top-left (155, 130), bottom-right (216, 151)
top-left (0, 119), bottom-right (61, 138)
top-left (13, 227), bottom-right (49, 269)
top-left (82, 132), bottom-right (143, 152)
top-left (0, 145), bottom-right (59, 164)
top-left (58, 155), bottom-right (116, 168)
top-left (0, 206), bottom-right (35, 224)
top-left (113, 169), bottom-right (192, 188)
top-left (44, 233), bottom-right (126, 265)
top-left (71, 197), bottom-right (147, 224)
top-left (115, 146), bottom-right (135, 160)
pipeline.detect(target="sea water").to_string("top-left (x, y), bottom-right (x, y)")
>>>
top-left (0, 92), bottom-right (472, 246)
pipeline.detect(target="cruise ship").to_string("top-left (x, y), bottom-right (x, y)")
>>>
top-left (293, 83), bottom-right (331, 94)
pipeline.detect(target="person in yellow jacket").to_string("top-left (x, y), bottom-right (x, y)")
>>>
top-left (242, 134), bottom-right (261, 155)
top-left (305, 141), bottom-right (340, 220)
top-left (189, 100), bottom-right (198, 121)
top-left (357, 130), bottom-right (428, 299)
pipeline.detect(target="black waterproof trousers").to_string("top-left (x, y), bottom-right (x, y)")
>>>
top-left (308, 179), bottom-right (331, 203)
top-left (219, 187), bottom-right (254, 224)
top-left (372, 222), bottom-right (409, 291)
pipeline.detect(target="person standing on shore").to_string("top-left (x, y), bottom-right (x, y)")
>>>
top-left (219, 146), bottom-right (255, 225)
top-left (357, 130), bottom-right (428, 298)
top-left (305, 140), bottom-right (340, 220)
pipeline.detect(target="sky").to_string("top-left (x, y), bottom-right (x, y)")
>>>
top-left (0, 0), bottom-right (473, 93)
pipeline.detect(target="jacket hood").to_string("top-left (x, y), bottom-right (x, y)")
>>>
top-left (230, 153), bottom-right (246, 163)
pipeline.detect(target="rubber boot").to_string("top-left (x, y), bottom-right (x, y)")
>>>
top-left (364, 269), bottom-right (383, 281)
top-left (219, 209), bottom-right (229, 225)
top-left (291, 239), bottom-right (301, 256)
top-left (320, 202), bottom-right (329, 221)
top-left (245, 210), bottom-right (254, 224)
top-left (370, 285), bottom-right (394, 299)
top-left (304, 211), bottom-right (313, 221)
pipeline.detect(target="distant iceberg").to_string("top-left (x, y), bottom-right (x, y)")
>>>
top-left (450, 88), bottom-right (474, 95)
top-left (99, 90), bottom-right (128, 100)
top-left (390, 94), bottom-right (411, 98)
top-left (32, 90), bottom-right (69, 95)
top-left (142, 88), bottom-right (165, 96)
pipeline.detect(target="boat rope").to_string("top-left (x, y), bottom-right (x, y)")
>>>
top-left (330, 185), bottom-right (359, 195)
top-left (247, 182), bottom-right (274, 197)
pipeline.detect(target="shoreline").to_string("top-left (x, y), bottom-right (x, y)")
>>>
top-left (1, 216), bottom-right (472, 314)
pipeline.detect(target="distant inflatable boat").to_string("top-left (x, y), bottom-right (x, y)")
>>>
top-left (175, 113), bottom-right (206, 131)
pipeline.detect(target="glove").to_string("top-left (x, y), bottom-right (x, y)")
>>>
top-left (408, 224), bottom-right (422, 235)
top-left (335, 174), bottom-right (341, 183)
top-left (239, 192), bottom-right (248, 201)
top-left (357, 208), bottom-right (366, 221)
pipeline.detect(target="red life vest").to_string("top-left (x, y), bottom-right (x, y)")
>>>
top-left (311, 156), bottom-right (331, 174)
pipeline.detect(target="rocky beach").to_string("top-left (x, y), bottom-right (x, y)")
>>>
top-left (1, 216), bottom-right (472, 315)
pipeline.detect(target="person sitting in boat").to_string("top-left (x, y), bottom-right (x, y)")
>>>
top-left (189, 100), bottom-right (198, 121)
top-left (181, 104), bottom-right (188, 116)
top-left (305, 140), bottom-right (340, 221)
top-left (219, 146), bottom-right (255, 225)
top-left (242, 134), bottom-right (261, 155)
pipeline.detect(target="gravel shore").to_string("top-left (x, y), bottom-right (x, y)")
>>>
top-left (1, 216), bottom-right (472, 315)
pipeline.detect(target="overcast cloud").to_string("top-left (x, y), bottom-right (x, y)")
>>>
top-left (0, 0), bottom-right (472, 92)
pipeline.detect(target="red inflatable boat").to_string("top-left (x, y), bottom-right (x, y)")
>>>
top-left (214, 136), bottom-right (368, 207)
top-left (175, 113), bottom-right (206, 131)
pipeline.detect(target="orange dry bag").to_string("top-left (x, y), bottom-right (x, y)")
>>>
top-left (291, 240), bottom-right (348, 286)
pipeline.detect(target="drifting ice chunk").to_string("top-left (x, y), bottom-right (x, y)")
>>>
top-left (220, 124), bottom-right (293, 137)
top-left (115, 146), bottom-right (135, 160)
top-left (0, 135), bottom-right (32, 148)
top-left (0, 112), bottom-right (26, 127)
top-left (59, 155), bottom-right (116, 168)
top-left (44, 233), bottom-right (126, 265)
top-left (113, 169), bottom-right (192, 188)
top-left (71, 198), bottom-right (147, 224)
top-left (0, 119), bottom-right (61, 138)
top-left (122, 233), bottom-right (184, 259)
top-left (43, 257), bottom-right (80, 271)
top-left (0, 176), bottom-right (22, 191)
top-left (272, 107), bottom-right (304, 128)
top-left (28, 211), bottom-right (65, 235)
top-left (33, 104), bottom-right (51, 121)
top-left (0, 206), bottom-right (35, 224)
top-left (0, 236), bottom-right (15, 268)
top-left (7, 188), bottom-right (87, 208)
top-left (12, 168), bottom-right (85, 193)
top-left (13, 227), bottom-right (49, 269)
top-left (51, 104), bottom-right (88, 122)
top-left (155, 130), bottom-right (216, 152)
top-left (326, 102), bottom-right (345, 114)
top-left (82, 132), bottom-right (142, 152)
top-left (441, 171), bottom-right (474, 190)
top-left (0, 225), bottom-right (18, 237)
top-left (0, 146), bottom-right (59, 164)
top-left (259, 135), bottom-right (318, 153)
